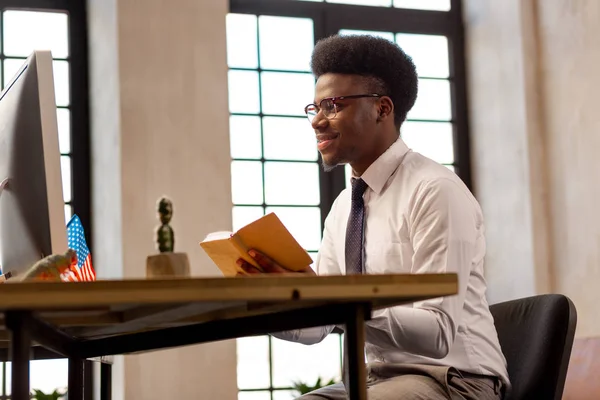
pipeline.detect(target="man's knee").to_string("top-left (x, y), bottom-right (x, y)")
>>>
top-left (296, 395), bottom-right (325, 400)
top-left (368, 374), bottom-right (449, 400)
top-left (296, 392), bottom-right (332, 400)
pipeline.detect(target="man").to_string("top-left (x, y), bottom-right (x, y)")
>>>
top-left (237, 34), bottom-right (509, 400)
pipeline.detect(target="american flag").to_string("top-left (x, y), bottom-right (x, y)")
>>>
top-left (62, 214), bottom-right (96, 282)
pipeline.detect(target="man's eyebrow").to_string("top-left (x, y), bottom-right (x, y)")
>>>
top-left (313, 96), bottom-right (332, 104)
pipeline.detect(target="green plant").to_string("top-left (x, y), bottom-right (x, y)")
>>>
top-left (291, 377), bottom-right (338, 395)
top-left (31, 388), bottom-right (67, 400)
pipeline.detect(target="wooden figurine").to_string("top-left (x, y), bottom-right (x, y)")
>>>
top-left (156, 197), bottom-right (174, 252)
top-left (146, 196), bottom-right (190, 278)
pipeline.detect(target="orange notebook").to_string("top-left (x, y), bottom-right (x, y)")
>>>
top-left (199, 212), bottom-right (313, 277)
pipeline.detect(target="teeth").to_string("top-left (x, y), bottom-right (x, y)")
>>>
top-left (317, 135), bottom-right (337, 143)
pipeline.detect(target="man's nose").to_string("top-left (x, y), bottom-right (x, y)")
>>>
top-left (311, 112), bottom-right (328, 130)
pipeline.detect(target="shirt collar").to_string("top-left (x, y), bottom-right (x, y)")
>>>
top-left (351, 136), bottom-right (410, 195)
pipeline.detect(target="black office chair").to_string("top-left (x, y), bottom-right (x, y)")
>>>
top-left (489, 294), bottom-right (577, 400)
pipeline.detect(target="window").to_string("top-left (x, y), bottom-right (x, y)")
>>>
top-left (227, 1), bottom-right (469, 399)
top-left (0, 0), bottom-right (90, 397)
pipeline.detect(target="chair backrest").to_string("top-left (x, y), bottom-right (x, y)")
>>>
top-left (489, 294), bottom-right (577, 400)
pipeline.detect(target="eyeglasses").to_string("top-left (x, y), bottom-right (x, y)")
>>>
top-left (304, 94), bottom-right (383, 123)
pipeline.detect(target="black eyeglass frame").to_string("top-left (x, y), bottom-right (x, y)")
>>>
top-left (304, 93), bottom-right (384, 121)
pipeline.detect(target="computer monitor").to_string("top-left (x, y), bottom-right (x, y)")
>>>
top-left (0, 50), bottom-right (68, 277)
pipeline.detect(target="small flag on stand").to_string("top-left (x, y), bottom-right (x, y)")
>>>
top-left (61, 214), bottom-right (96, 282)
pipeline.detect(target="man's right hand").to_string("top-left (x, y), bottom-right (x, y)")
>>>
top-left (235, 249), bottom-right (316, 277)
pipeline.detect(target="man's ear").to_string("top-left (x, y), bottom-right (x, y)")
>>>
top-left (377, 96), bottom-right (394, 122)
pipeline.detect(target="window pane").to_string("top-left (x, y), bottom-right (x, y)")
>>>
top-left (327, 0), bottom-right (392, 6)
top-left (232, 206), bottom-right (265, 231)
top-left (394, 0), bottom-right (451, 11)
top-left (345, 164), bottom-right (353, 189)
top-left (3, 58), bottom-right (24, 87)
top-left (230, 115), bottom-right (262, 159)
top-left (407, 79), bottom-right (451, 121)
top-left (64, 204), bottom-right (72, 224)
top-left (229, 70), bottom-right (260, 114)
top-left (272, 335), bottom-right (341, 388)
top-left (60, 156), bottom-right (72, 203)
top-left (237, 336), bottom-right (271, 390)
top-left (238, 391), bottom-right (271, 400)
top-left (261, 72), bottom-right (314, 116)
top-left (401, 122), bottom-right (454, 164)
top-left (226, 14), bottom-right (258, 69)
top-left (52, 60), bottom-right (70, 107)
top-left (57, 108), bottom-right (71, 154)
top-left (6, 361), bottom-right (70, 395)
top-left (263, 117), bottom-right (317, 161)
top-left (273, 390), bottom-right (297, 400)
top-left (264, 162), bottom-right (320, 206)
top-left (259, 16), bottom-right (313, 72)
top-left (30, 359), bottom-right (68, 395)
top-left (396, 34), bottom-right (449, 78)
top-left (3, 11), bottom-right (69, 58)
top-left (339, 29), bottom-right (394, 42)
top-left (231, 161), bottom-right (264, 205)
top-left (5, 362), bottom-right (9, 395)
top-left (265, 206), bottom-right (321, 251)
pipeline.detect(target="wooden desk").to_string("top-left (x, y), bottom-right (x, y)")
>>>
top-left (0, 273), bottom-right (457, 400)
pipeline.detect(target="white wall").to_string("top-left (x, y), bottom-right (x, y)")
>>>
top-left (463, 0), bottom-right (552, 303)
top-left (88, 0), bottom-right (238, 398)
top-left (464, 0), bottom-right (600, 337)
top-left (536, 0), bottom-right (600, 337)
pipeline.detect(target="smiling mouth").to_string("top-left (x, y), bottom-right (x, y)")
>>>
top-left (316, 133), bottom-right (339, 143)
top-left (316, 134), bottom-right (339, 151)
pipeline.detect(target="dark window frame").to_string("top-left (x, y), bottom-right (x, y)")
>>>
top-left (229, 0), bottom-right (470, 398)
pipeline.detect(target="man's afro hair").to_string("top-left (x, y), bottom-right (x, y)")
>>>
top-left (310, 34), bottom-right (418, 128)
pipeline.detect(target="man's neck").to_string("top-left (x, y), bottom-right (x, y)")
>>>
top-left (351, 132), bottom-right (399, 176)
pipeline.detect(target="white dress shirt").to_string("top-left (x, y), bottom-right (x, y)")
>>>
top-left (274, 136), bottom-right (510, 387)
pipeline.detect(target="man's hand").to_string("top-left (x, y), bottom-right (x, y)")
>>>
top-left (236, 249), bottom-right (316, 276)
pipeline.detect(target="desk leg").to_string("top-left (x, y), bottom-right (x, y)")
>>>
top-left (69, 357), bottom-right (84, 400)
top-left (6, 312), bottom-right (31, 400)
top-left (100, 362), bottom-right (112, 400)
top-left (84, 360), bottom-right (94, 400)
top-left (345, 304), bottom-right (367, 400)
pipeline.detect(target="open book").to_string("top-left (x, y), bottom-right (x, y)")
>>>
top-left (199, 212), bottom-right (313, 277)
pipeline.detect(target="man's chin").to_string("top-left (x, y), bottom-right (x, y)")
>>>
top-left (321, 157), bottom-right (342, 172)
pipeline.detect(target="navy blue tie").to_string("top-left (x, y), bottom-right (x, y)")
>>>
top-left (345, 178), bottom-right (369, 275)
top-left (342, 178), bottom-right (369, 392)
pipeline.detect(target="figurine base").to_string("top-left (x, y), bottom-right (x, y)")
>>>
top-left (146, 252), bottom-right (190, 278)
